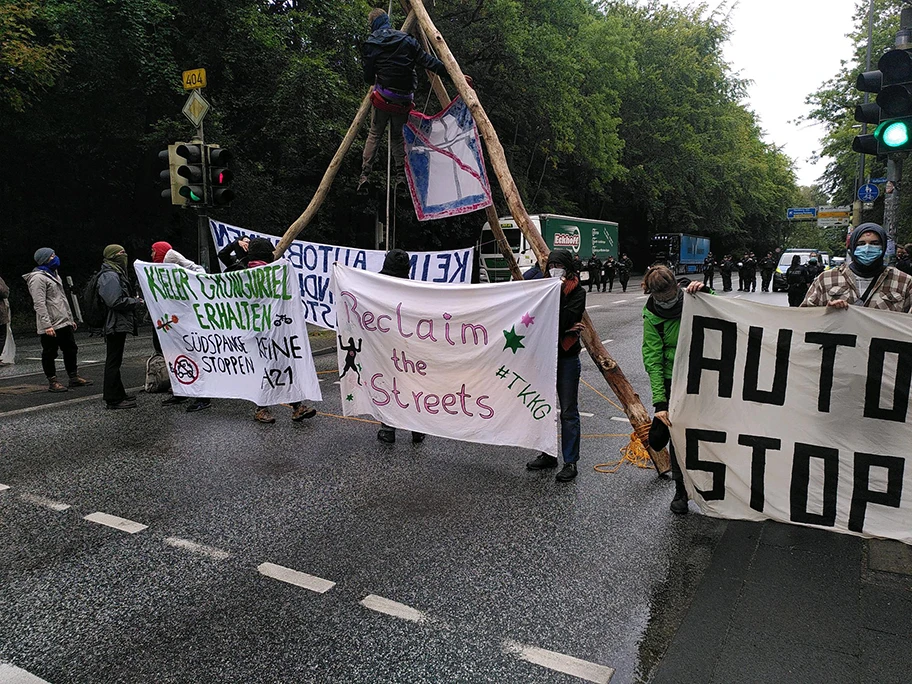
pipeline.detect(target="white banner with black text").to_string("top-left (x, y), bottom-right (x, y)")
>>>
top-left (134, 259), bottom-right (322, 406)
top-left (670, 294), bottom-right (912, 545)
top-left (209, 220), bottom-right (474, 330)
top-left (331, 265), bottom-right (560, 453)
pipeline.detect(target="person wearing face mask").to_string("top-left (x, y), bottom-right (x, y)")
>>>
top-left (97, 245), bottom-right (144, 409)
top-left (23, 248), bottom-right (93, 392)
top-left (641, 265), bottom-right (709, 514)
top-left (806, 253), bottom-right (824, 281)
top-left (525, 250), bottom-right (586, 482)
top-left (802, 223), bottom-right (912, 312)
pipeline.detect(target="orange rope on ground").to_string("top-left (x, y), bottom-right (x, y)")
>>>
top-left (593, 429), bottom-right (654, 473)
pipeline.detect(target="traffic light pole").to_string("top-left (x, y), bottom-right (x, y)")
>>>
top-left (885, 155), bottom-right (903, 260)
top-left (195, 118), bottom-right (211, 272)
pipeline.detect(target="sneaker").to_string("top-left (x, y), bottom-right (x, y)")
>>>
top-left (186, 399), bottom-right (211, 413)
top-left (48, 377), bottom-right (68, 393)
top-left (254, 407), bottom-right (275, 424)
top-left (377, 428), bottom-right (395, 444)
top-left (670, 490), bottom-right (689, 515)
top-left (161, 395), bottom-right (189, 406)
top-left (68, 375), bottom-right (94, 388)
top-left (555, 462), bottom-right (578, 482)
top-left (526, 453), bottom-right (558, 470)
top-left (291, 404), bottom-right (317, 421)
top-left (106, 400), bottom-right (137, 410)
top-left (412, 432), bottom-right (426, 444)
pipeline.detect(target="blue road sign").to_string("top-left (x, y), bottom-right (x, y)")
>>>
top-left (787, 207), bottom-right (817, 220)
top-left (870, 177), bottom-right (887, 184)
top-left (858, 183), bottom-right (879, 202)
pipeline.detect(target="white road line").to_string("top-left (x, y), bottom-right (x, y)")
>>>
top-left (503, 641), bottom-right (614, 683)
top-left (19, 493), bottom-right (70, 512)
top-left (83, 512), bottom-right (148, 534)
top-left (0, 385), bottom-right (144, 419)
top-left (587, 305), bottom-right (602, 310)
top-left (733, 295), bottom-right (742, 299)
top-left (257, 562), bottom-right (335, 594)
top-left (360, 594), bottom-right (427, 623)
top-left (333, 381), bottom-right (341, 385)
top-left (0, 484), bottom-right (9, 492)
top-left (0, 663), bottom-right (52, 684)
top-left (610, 416), bottom-right (629, 423)
top-left (164, 536), bottom-right (231, 560)
top-left (601, 339), bottom-right (613, 344)
top-left (579, 412), bottom-right (594, 417)
top-left (637, 295), bottom-right (648, 299)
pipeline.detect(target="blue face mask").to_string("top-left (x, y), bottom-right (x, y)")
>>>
top-left (47, 255), bottom-right (60, 269)
top-left (854, 244), bottom-right (883, 265)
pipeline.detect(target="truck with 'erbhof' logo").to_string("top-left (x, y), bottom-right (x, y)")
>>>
top-left (478, 214), bottom-right (620, 283)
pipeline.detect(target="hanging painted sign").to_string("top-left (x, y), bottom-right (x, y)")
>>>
top-left (403, 96), bottom-right (493, 221)
top-left (670, 294), bottom-right (912, 545)
top-left (209, 220), bottom-right (474, 330)
top-left (332, 265), bottom-right (560, 453)
top-left (134, 259), bottom-right (322, 406)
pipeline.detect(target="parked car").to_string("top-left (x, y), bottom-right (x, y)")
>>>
top-left (772, 250), bottom-right (831, 292)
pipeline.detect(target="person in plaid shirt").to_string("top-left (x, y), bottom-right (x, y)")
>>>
top-left (801, 222), bottom-right (912, 312)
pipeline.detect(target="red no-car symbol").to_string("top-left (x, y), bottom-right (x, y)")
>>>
top-left (172, 355), bottom-right (200, 385)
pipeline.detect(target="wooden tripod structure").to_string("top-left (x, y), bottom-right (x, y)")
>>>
top-left (275, 0), bottom-right (670, 473)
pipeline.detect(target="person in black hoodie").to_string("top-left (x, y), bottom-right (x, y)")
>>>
top-left (359, 9), bottom-right (447, 190)
top-left (785, 254), bottom-right (811, 307)
top-left (525, 250), bottom-right (586, 482)
top-left (375, 248), bottom-right (425, 445)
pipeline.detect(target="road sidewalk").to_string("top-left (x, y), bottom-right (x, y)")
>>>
top-left (650, 518), bottom-right (912, 683)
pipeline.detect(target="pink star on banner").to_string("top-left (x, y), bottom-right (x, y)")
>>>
top-left (521, 312), bottom-right (535, 327)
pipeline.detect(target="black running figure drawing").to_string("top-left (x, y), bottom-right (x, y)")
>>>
top-left (339, 336), bottom-right (363, 385)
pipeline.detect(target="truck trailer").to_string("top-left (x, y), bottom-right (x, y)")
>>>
top-left (650, 233), bottom-right (711, 275)
top-left (478, 214), bottom-right (619, 283)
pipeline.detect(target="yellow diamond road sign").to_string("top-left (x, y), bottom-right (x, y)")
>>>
top-left (182, 90), bottom-right (210, 127)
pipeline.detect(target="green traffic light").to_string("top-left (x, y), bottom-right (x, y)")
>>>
top-left (882, 120), bottom-right (910, 148)
top-left (179, 186), bottom-right (204, 202)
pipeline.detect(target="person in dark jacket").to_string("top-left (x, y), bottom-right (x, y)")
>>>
top-left (217, 236), bottom-right (250, 272)
top-left (602, 256), bottom-right (616, 292)
top-left (702, 253), bottom-right (715, 289)
top-left (759, 252), bottom-right (776, 292)
top-left (719, 255), bottom-right (733, 291)
top-left (743, 252), bottom-right (757, 292)
top-left (525, 249), bottom-right (586, 482)
top-left (23, 248), bottom-right (93, 392)
top-left (806, 252), bottom-right (824, 280)
top-left (586, 255), bottom-right (602, 292)
top-left (359, 9), bottom-right (447, 189)
top-left (897, 244), bottom-right (912, 275)
top-left (522, 262), bottom-right (544, 280)
top-left (785, 255), bottom-right (811, 307)
top-left (0, 273), bottom-right (8, 363)
top-left (617, 254), bottom-right (633, 292)
top-left (375, 248), bottom-right (425, 445)
top-left (97, 245), bottom-right (143, 409)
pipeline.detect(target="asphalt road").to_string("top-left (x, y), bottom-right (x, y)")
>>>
top-left (0, 283), bottom-right (800, 683)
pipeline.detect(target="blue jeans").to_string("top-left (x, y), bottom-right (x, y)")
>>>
top-left (557, 356), bottom-right (581, 464)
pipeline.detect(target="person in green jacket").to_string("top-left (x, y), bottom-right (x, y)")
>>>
top-left (641, 265), bottom-right (710, 514)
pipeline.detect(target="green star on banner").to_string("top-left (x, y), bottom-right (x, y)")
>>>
top-left (346, 393), bottom-right (354, 401)
top-left (502, 326), bottom-right (525, 354)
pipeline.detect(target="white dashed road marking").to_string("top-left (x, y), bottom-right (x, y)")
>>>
top-left (0, 386), bottom-right (144, 419)
top-left (587, 305), bottom-right (602, 310)
top-left (19, 493), bottom-right (70, 512)
top-left (0, 484), bottom-right (9, 492)
top-left (257, 562), bottom-right (336, 594)
top-left (164, 537), bottom-right (231, 560)
top-left (83, 512), bottom-right (148, 534)
top-left (0, 662), bottom-right (52, 684)
top-left (503, 640), bottom-right (614, 683)
top-left (610, 416), bottom-right (629, 423)
top-left (360, 594), bottom-right (427, 623)
top-left (601, 339), bottom-right (613, 344)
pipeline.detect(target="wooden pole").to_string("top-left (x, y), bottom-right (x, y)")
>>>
top-left (409, 0), bottom-right (670, 473)
top-left (273, 12), bottom-right (418, 258)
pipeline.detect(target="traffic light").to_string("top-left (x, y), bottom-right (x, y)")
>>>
top-left (853, 49), bottom-right (912, 155)
top-left (175, 143), bottom-right (206, 204)
top-left (158, 144), bottom-right (189, 205)
top-left (206, 145), bottom-right (234, 206)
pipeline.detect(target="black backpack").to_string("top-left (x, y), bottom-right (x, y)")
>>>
top-left (82, 271), bottom-right (106, 328)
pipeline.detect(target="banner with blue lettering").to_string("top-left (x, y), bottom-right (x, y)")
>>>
top-left (671, 294), bottom-right (912, 545)
top-left (209, 220), bottom-right (474, 330)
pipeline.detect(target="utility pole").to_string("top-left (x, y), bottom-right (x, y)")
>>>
top-left (854, 0), bottom-right (876, 229)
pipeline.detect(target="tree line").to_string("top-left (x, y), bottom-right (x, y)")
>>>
top-left (1, 0), bottom-right (805, 325)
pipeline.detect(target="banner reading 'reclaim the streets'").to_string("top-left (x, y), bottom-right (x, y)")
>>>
top-left (670, 295), bottom-right (912, 545)
top-left (209, 220), bottom-right (474, 330)
top-left (332, 265), bottom-right (561, 453)
top-left (134, 259), bottom-right (322, 406)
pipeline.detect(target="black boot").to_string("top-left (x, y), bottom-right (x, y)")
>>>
top-left (670, 478), bottom-right (689, 514)
top-left (555, 462), bottom-right (578, 482)
top-left (526, 453), bottom-right (558, 470)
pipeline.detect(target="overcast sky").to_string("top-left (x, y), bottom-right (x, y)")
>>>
top-left (663, 0), bottom-right (861, 187)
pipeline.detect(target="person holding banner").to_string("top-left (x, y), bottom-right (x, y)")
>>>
top-left (217, 236), bottom-right (250, 272)
top-left (802, 223), bottom-right (912, 312)
top-left (246, 238), bottom-right (318, 424)
top-left (375, 248), bottom-right (426, 444)
top-left (97, 245), bottom-right (143, 409)
top-left (641, 265), bottom-right (708, 513)
top-left (526, 250), bottom-right (586, 482)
